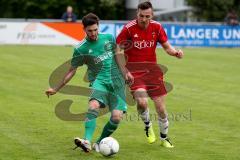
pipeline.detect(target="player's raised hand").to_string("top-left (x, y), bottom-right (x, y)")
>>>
top-left (125, 71), bottom-right (134, 86)
top-left (45, 88), bottom-right (57, 98)
top-left (175, 49), bottom-right (184, 59)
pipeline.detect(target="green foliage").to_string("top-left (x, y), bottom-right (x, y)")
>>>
top-left (186, 0), bottom-right (240, 21)
top-left (0, 0), bottom-right (125, 20)
top-left (75, 0), bottom-right (125, 20)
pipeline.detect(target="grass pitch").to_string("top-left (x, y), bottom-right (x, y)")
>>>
top-left (0, 45), bottom-right (239, 160)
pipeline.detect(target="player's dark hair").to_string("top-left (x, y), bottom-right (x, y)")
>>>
top-left (82, 13), bottom-right (99, 28)
top-left (137, 1), bottom-right (153, 10)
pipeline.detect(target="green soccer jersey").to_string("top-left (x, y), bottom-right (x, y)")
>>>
top-left (71, 33), bottom-right (121, 83)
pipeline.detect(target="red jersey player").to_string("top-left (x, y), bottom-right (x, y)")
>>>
top-left (116, 1), bottom-right (183, 148)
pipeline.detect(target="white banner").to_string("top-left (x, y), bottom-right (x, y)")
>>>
top-left (0, 22), bottom-right (79, 45)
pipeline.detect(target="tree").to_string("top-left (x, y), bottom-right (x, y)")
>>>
top-left (0, 0), bottom-right (125, 20)
top-left (186, 0), bottom-right (240, 22)
top-left (75, 0), bottom-right (125, 20)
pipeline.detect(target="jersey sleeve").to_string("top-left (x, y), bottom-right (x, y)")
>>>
top-left (116, 26), bottom-right (130, 45)
top-left (158, 25), bottom-right (168, 44)
top-left (109, 34), bottom-right (116, 44)
top-left (71, 48), bottom-right (84, 68)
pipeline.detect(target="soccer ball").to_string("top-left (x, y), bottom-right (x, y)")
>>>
top-left (99, 137), bottom-right (119, 156)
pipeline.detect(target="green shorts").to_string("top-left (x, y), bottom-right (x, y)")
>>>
top-left (89, 78), bottom-right (127, 112)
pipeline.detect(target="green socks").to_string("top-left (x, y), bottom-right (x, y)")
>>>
top-left (96, 119), bottom-right (119, 143)
top-left (84, 109), bottom-right (99, 141)
top-left (84, 108), bottom-right (120, 143)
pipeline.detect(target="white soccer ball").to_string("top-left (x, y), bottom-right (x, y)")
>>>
top-left (99, 137), bottom-right (119, 156)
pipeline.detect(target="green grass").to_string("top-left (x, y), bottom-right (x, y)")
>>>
top-left (0, 45), bottom-right (240, 160)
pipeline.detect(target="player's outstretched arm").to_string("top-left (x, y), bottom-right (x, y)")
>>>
top-left (115, 45), bottom-right (134, 85)
top-left (45, 66), bottom-right (77, 98)
top-left (161, 41), bottom-right (184, 59)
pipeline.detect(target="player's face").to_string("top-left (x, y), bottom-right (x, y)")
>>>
top-left (67, 6), bottom-right (73, 13)
top-left (137, 8), bottom-right (153, 29)
top-left (85, 24), bottom-right (99, 41)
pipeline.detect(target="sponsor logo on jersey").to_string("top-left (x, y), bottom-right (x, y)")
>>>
top-left (134, 40), bottom-right (155, 49)
top-left (94, 52), bottom-right (113, 64)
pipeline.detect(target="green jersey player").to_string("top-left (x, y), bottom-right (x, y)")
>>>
top-left (45, 13), bottom-right (126, 153)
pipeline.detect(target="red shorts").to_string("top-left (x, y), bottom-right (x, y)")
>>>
top-left (126, 62), bottom-right (168, 99)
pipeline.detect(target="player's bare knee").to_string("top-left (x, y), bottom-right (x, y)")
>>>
top-left (111, 110), bottom-right (123, 123)
top-left (89, 99), bottom-right (100, 110)
top-left (111, 116), bottom-right (121, 123)
top-left (136, 98), bottom-right (148, 109)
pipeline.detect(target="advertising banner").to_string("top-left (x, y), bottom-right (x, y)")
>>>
top-left (114, 23), bottom-right (240, 47)
top-left (0, 22), bottom-right (239, 47)
top-left (0, 22), bottom-right (84, 45)
top-left (163, 24), bottom-right (240, 47)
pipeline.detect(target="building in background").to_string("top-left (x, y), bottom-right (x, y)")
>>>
top-left (125, 0), bottom-right (193, 22)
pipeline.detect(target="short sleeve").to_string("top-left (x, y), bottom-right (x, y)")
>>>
top-left (108, 34), bottom-right (116, 44)
top-left (104, 34), bottom-right (116, 53)
top-left (116, 26), bottom-right (130, 45)
top-left (158, 25), bottom-right (168, 44)
top-left (111, 34), bottom-right (116, 44)
top-left (71, 48), bottom-right (84, 68)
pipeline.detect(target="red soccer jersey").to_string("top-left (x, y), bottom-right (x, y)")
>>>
top-left (116, 19), bottom-right (168, 63)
